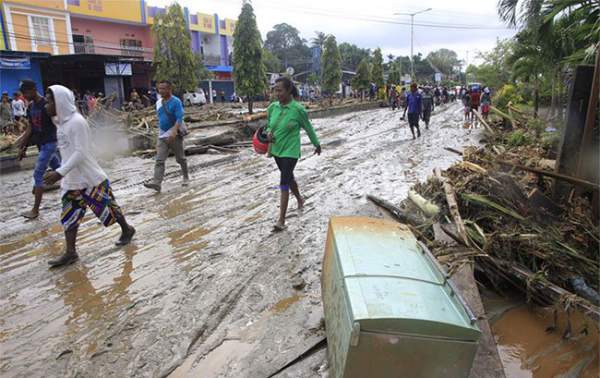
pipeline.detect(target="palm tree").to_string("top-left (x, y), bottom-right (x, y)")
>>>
top-left (311, 31), bottom-right (327, 50)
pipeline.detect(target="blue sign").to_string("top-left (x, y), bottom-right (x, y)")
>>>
top-left (0, 57), bottom-right (31, 70)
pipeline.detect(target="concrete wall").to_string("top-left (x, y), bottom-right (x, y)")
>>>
top-left (70, 17), bottom-right (152, 58)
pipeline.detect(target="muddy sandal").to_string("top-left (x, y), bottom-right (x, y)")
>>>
top-left (21, 210), bottom-right (39, 219)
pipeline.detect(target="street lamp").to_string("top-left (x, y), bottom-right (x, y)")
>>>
top-left (394, 7), bottom-right (432, 80)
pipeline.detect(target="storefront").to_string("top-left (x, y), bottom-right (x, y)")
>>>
top-left (40, 54), bottom-right (152, 108)
top-left (0, 51), bottom-right (49, 95)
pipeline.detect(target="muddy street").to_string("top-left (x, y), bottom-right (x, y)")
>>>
top-left (1, 103), bottom-right (478, 377)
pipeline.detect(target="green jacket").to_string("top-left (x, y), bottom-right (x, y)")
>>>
top-left (266, 100), bottom-right (320, 159)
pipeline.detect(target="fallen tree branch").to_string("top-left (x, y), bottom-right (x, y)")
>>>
top-left (434, 168), bottom-right (470, 246)
top-left (495, 160), bottom-right (600, 191)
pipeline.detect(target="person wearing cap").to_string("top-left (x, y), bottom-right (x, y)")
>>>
top-left (402, 83), bottom-right (423, 139)
top-left (266, 76), bottom-right (321, 231)
top-left (18, 79), bottom-right (62, 219)
top-left (42, 85), bottom-right (136, 267)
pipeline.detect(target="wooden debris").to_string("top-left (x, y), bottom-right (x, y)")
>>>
top-left (434, 168), bottom-right (470, 247)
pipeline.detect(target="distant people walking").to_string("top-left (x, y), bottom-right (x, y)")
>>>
top-left (266, 77), bottom-right (321, 231)
top-left (212, 89), bottom-right (217, 103)
top-left (42, 85), bottom-right (135, 267)
top-left (402, 83), bottom-right (423, 139)
top-left (18, 80), bottom-right (61, 219)
top-left (144, 80), bottom-right (189, 193)
top-left (421, 87), bottom-right (434, 130)
top-left (469, 86), bottom-right (481, 127)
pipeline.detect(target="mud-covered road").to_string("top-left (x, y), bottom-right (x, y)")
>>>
top-left (0, 103), bottom-right (479, 377)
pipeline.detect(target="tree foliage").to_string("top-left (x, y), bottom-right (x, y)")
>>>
top-left (262, 48), bottom-right (282, 73)
top-left (387, 63), bottom-right (401, 85)
top-left (311, 31), bottom-right (327, 49)
top-left (264, 23), bottom-right (311, 72)
top-left (352, 58), bottom-right (371, 92)
top-left (426, 48), bottom-right (460, 77)
top-left (320, 35), bottom-right (342, 96)
top-left (371, 48), bottom-right (384, 88)
top-left (232, 2), bottom-right (267, 113)
top-left (152, 3), bottom-right (207, 95)
top-left (339, 42), bottom-right (371, 71)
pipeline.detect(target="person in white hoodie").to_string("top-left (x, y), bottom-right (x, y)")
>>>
top-left (43, 85), bottom-right (136, 267)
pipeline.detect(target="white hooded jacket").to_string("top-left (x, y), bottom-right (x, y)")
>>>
top-left (52, 85), bottom-right (108, 193)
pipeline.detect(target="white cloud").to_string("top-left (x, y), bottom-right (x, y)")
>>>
top-left (148, 0), bottom-right (516, 63)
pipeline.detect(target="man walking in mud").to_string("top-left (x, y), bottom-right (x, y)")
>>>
top-left (42, 85), bottom-right (135, 267)
top-left (402, 83), bottom-right (422, 139)
top-left (18, 79), bottom-right (61, 219)
top-left (421, 86), bottom-right (434, 129)
top-left (144, 80), bottom-right (189, 193)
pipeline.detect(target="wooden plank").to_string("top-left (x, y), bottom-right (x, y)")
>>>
top-left (473, 110), bottom-right (495, 135)
top-left (434, 168), bottom-right (470, 246)
top-left (428, 227), bottom-right (506, 378)
top-left (554, 65), bottom-right (595, 197)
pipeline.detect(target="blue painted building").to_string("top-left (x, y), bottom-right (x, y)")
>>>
top-left (0, 51), bottom-right (49, 95)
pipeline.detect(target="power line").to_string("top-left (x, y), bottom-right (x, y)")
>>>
top-left (219, 0), bottom-right (511, 30)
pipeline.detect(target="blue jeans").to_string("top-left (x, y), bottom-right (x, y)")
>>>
top-left (33, 142), bottom-right (61, 187)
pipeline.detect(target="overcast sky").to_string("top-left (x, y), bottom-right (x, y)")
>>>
top-left (149, 0), bottom-right (517, 65)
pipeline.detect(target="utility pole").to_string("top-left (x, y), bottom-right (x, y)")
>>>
top-left (395, 8), bottom-right (432, 80)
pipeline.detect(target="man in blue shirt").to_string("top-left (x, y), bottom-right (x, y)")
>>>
top-left (144, 80), bottom-right (189, 192)
top-left (402, 83), bottom-right (423, 139)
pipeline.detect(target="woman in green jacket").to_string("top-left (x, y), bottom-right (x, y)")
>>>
top-left (266, 77), bottom-right (321, 231)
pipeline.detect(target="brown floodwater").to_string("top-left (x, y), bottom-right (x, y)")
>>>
top-left (484, 291), bottom-right (599, 378)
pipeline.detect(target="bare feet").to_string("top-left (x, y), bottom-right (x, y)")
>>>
top-left (22, 209), bottom-right (39, 219)
top-left (297, 196), bottom-right (305, 210)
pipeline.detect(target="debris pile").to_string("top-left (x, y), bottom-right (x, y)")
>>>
top-left (397, 113), bottom-right (599, 320)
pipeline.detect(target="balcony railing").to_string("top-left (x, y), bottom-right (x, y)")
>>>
top-left (203, 54), bottom-right (221, 66)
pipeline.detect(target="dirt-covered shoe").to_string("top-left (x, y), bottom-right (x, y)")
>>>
top-left (182, 177), bottom-right (190, 187)
top-left (48, 250), bottom-right (79, 268)
top-left (143, 182), bottom-right (161, 192)
top-left (115, 226), bottom-right (136, 246)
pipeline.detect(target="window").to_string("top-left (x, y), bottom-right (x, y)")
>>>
top-left (67, 0), bottom-right (80, 5)
top-left (219, 20), bottom-right (226, 29)
top-left (30, 16), bottom-right (51, 47)
top-left (190, 14), bottom-right (198, 24)
top-left (120, 39), bottom-right (142, 56)
top-left (73, 34), bottom-right (94, 53)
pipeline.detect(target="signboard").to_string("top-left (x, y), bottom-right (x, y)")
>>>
top-left (434, 72), bottom-right (442, 82)
top-left (104, 62), bottom-right (132, 76)
top-left (0, 57), bottom-right (31, 70)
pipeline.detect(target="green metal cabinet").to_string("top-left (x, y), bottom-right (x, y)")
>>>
top-left (321, 217), bottom-right (480, 378)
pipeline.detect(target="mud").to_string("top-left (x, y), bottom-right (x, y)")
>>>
top-left (1, 103), bottom-right (481, 377)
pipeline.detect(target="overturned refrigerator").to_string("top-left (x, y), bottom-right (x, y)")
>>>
top-left (322, 217), bottom-right (480, 378)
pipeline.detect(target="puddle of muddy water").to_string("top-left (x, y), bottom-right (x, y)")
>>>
top-left (483, 291), bottom-right (598, 378)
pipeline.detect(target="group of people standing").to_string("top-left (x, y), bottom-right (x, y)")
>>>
top-left (460, 85), bottom-right (492, 127)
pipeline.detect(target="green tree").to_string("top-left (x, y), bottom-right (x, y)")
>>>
top-left (371, 48), bottom-right (384, 89)
top-left (264, 23), bottom-right (311, 72)
top-left (311, 31), bottom-right (327, 49)
top-left (232, 2), bottom-right (267, 114)
top-left (387, 63), bottom-right (400, 85)
top-left (152, 3), bottom-right (208, 96)
top-left (339, 42), bottom-right (371, 71)
top-left (352, 58), bottom-right (371, 100)
top-left (263, 48), bottom-right (282, 73)
top-left (320, 35), bottom-right (342, 103)
top-left (426, 48), bottom-right (460, 77)
top-left (307, 72), bottom-right (319, 86)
